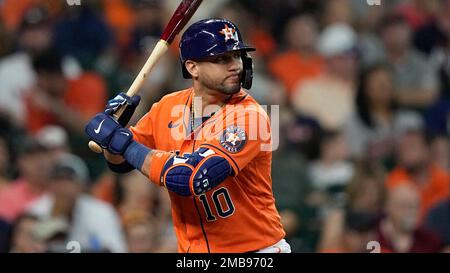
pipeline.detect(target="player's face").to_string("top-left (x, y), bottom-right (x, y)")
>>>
top-left (196, 51), bottom-right (243, 95)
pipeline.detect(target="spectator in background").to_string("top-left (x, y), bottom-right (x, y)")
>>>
top-left (53, 3), bottom-right (113, 70)
top-left (379, 13), bottom-right (438, 110)
top-left (413, 0), bottom-right (450, 56)
top-left (127, 0), bottom-right (163, 55)
top-left (425, 180), bottom-right (450, 251)
top-left (268, 14), bottom-right (323, 98)
top-left (352, 0), bottom-right (388, 69)
top-left (105, 1), bottom-right (174, 118)
top-left (116, 172), bottom-right (176, 252)
top-left (9, 214), bottom-right (46, 253)
top-left (0, 5), bottom-right (83, 126)
top-left (394, 0), bottom-right (440, 31)
top-left (27, 154), bottom-right (126, 252)
top-left (0, 135), bottom-right (12, 193)
top-left (345, 163), bottom-right (386, 215)
top-left (91, 169), bottom-right (172, 224)
top-left (320, 210), bottom-right (378, 253)
top-left (25, 50), bottom-right (106, 135)
top-left (292, 23), bottom-right (358, 130)
top-left (307, 130), bottom-right (354, 213)
top-left (422, 1), bottom-right (450, 138)
top-left (0, 217), bottom-right (11, 252)
top-left (321, 0), bottom-right (353, 27)
top-left (344, 63), bottom-right (423, 161)
top-left (31, 218), bottom-right (69, 253)
top-left (0, 5), bottom-right (51, 125)
top-left (271, 119), bottom-right (315, 252)
top-left (216, 3), bottom-right (284, 107)
top-left (429, 134), bottom-right (449, 171)
top-left (115, 171), bottom-right (157, 219)
top-left (0, 139), bottom-right (51, 223)
top-left (35, 125), bottom-right (70, 160)
top-left (386, 129), bottom-right (449, 221)
top-left (102, 0), bottom-right (136, 51)
top-left (377, 184), bottom-right (443, 253)
top-left (318, 162), bottom-right (385, 252)
top-left (123, 210), bottom-right (158, 253)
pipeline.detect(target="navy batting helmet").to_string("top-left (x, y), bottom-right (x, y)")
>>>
top-left (179, 18), bottom-right (255, 89)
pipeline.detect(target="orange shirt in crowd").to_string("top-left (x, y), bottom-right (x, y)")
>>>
top-left (1, 0), bottom-right (36, 32)
top-left (268, 50), bottom-right (323, 97)
top-left (1, 0), bottom-right (63, 32)
top-left (386, 166), bottom-right (450, 221)
top-left (25, 72), bottom-right (107, 134)
top-left (0, 179), bottom-right (44, 222)
top-left (102, 0), bottom-right (136, 49)
top-left (248, 27), bottom-right (276, 58)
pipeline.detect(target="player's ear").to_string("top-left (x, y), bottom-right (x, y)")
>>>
top-left (185, 60), bottom-right (199, 78)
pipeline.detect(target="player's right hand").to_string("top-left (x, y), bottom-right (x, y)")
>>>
top-left (105, 92), bottom-right (141, 126)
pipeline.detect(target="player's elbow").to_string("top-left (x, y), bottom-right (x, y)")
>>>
top-left (162, 149), bottom-right (232, 196)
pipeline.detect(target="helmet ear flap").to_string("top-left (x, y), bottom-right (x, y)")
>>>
top-left (241, 53), bottom-right (253, 90)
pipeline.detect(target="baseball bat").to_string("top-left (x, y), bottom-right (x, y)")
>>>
top-left (89, 0), bottom-right (203, 153)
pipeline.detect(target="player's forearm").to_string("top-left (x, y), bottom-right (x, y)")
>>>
top-left (104, 143), bottom-right (166, 182)
top-left (132, 148), bottom-right (175, 185)
top-left (120, 141), bottom-right (173, 185)
top-left (137, 150), bottom-right (154, 178)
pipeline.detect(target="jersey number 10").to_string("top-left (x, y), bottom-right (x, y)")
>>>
top-left (198, 187), bottom-right (235, 221)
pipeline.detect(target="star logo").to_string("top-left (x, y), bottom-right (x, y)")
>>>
top-left (226, 132), bottom-right (240, 146)
top-left (219, 24), bottom-right (239, 42)
top-left (220, 126), bottom-right (247, 153)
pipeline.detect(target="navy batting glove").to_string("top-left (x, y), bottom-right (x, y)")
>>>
top-left (108, 127), bottom-right (133, 155)
top-left (85, 113), bottom-right (121, 148)
top-left (105, 92), bottom-right (141, 126)
top-left (86, 112), bottom-right (135, 155)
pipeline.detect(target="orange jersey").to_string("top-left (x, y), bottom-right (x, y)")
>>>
top-left (25, 73), bottom-right (107, 134)
top-left (130, 88), bottom-right (285, 253)
top-left (386, 166), bottom-right (449, 221)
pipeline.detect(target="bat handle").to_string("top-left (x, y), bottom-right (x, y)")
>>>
top-left (88, 140), bottom-right (103, 154)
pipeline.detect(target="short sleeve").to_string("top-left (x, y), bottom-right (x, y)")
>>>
top-left (199, 106), bottom-right (272, 176)
top-left (129, 102), bottom-right (158, 149)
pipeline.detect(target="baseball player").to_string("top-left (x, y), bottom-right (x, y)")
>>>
top-left (85, 19), bottom-right (290, 253)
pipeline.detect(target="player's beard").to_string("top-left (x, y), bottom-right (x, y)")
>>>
top-left (199, 72), bottom-right (242, 95)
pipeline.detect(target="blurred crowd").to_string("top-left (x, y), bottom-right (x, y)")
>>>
top-left (0, 0), bottom-right (449, 253)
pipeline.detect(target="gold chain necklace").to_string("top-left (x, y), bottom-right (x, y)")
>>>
top-left (191, 92), bottom-right (232, 133)
top-left (191, 95), bottom-right (196, 133)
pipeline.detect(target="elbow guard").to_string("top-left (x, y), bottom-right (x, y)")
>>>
top-left (162, 148), bottom-right (232, 196)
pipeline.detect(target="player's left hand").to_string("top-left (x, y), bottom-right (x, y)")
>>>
top-left (85, 112), bottom-right (134, 154)
top-left (105, 92), bottom-right (141, 126)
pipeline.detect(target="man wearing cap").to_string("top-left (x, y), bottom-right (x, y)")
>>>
top-left (292, 23), bottom-right (359, 131)
top-left (27, 154), bottom-right (126, 253)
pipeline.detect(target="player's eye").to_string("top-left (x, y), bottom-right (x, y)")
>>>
top-left (209, 52), bottom-right (241, 64)
top-left (216, 56), bottom-right (228, 63)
